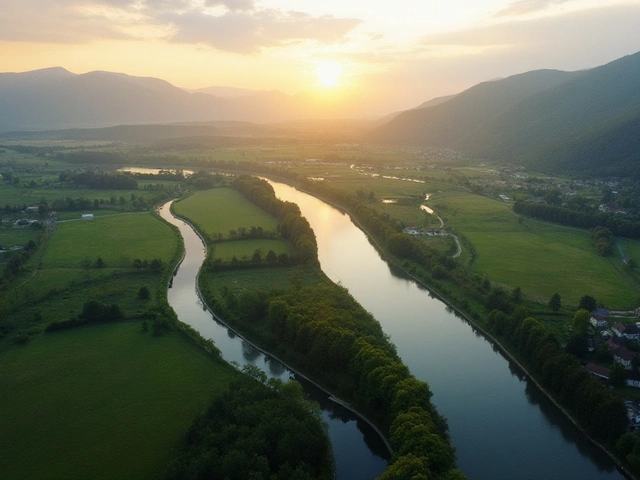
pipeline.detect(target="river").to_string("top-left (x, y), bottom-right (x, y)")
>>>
top-left (158, 201), bottom-right (389, 480)
top-left (267, 180), bottom-right (626, 480)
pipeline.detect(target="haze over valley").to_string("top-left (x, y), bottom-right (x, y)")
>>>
top-left (2, 1), bottom-right (640, 480)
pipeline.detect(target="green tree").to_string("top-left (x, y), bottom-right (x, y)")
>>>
top-left (548, 293), bottom-right (561, 312)
top-left (609, 363), bottom-right (628, 388)
top-left (578, 295), bottom-right (597, 312)
top-left (572, 309), bottom-right (591, 335)
top-left (138, 286), bottom-right (150, 300)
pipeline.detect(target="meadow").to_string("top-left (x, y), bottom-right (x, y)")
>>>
top-left (0, 322), bottom-right (238, 480)
top-left (210, 238), bottom-right (292, 261)
top-left (42, 213), bottom-right (177, 268)
top-left (205, 264), bottom-right (324, 294)
top-left (172, 188), bottom-right (279, 240)
top-left (433, 189), bottom-right (640, 307)
top-left (0, 225), bottom-right (42, 250)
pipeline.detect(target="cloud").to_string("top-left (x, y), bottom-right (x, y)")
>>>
top-left (0, 0), bottom-right (360, 53)
top-left (356, 4), bottom-right (640, 114)
top-left (161, 9), bottom-right (362, 53)
top-left (205, 0), bottom-right (256, 12)
top-left (421, 4), bottom-right (640, 54)
top-left (495, 0), bottom-right (571, 17)
top-left (0, 0), bottom-right (135, 43)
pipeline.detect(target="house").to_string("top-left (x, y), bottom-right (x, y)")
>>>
top-left (613, 322), bottom-right (640, 340)
top-left (585, 363), bottom-right (611, 380)
top-left (607, 336), bottom-right (625, 353)
top-left (25, 206), bottom-right (39, 213)
top-left (590, 315), bottom-right (609, 328)
top-left (590, 308), bottom-right (610, 328)
top-left (614, 347), bottom-right (637, 369)
top-left (623, 325), bottom-right (640, 340)
top-left (626, 401), bottom-right (640, 424)
top-left (627, 371), bottom-right (640, 388)
top-left (612, 322), bottom-right (626, 337)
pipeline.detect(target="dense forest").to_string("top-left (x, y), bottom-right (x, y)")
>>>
top-left (166, 369), bottom-right (334, 480)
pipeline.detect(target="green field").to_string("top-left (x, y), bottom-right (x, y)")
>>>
top-left (211, 239), bottom-right (292, 261)
top-left (1, 211), bottom-right (179, 344)
top-left (43, 213), bottom-right (177, 268)
top-left (435, 190), bottom-right (639, 307)
top-left (0, 322), bottom-right (238, 480)
top-left (0, 226), bottom-right (42, 250)
top-left (205, 264), bottom-right (324, 295)
top-left (173, 188), bottom-right (279, 240)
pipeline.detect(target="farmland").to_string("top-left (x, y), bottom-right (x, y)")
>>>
top-left (0, 321), bottom-right (238, 480)
top-left (43, 213), bottom-right (177, 268)
top-left (172, 188), bottom-right (279, 241)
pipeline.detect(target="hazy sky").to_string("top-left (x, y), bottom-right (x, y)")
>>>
top-left (2, 0), bottom-right (640, 114)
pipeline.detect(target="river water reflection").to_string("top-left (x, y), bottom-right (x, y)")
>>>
top-left (268, 180), bottom-right (626, 480)
top-left (158, 201), bottom-right (389, 480)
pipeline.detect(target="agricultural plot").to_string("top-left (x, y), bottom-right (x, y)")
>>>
top-left (437, 190), bottom-right (638, 307)
top-left (42, 213), bottom-right (176, 268)
top-left (205, 264), bottom-right (324, 294)
top-left (211, 239), bottom-right (292, 261)
top-left (173, 188), bottom-right (279, 240)
top-left (0, 226), bottom-right (41, 250)
top-left (0, 322), bottom-right (238, 480)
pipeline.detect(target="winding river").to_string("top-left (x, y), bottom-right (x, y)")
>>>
top-left (267, 180), bottom-right (627, 480)
top-left (158, 201), bottom-right (389, 480)
top-left (160, 177), bottom-right (628, 480)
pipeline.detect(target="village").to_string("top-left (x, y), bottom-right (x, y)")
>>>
top-left (584, 307), bottom-right (640, 429)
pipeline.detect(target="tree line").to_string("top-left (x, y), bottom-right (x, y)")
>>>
top-left (514, 199), bottom-right (640, 240)
top-left (60, 170), bottom-right (138, 190)
top-left (231, 176), bottom-right (318, 265)
top-left (199, 178), bottom-right (465, 479)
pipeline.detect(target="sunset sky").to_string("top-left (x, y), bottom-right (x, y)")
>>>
top-left (2, 0), bottom-right (640, 115)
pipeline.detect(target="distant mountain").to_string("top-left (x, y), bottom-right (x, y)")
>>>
top-left (0, 68), bottom-right (360, 131)
top-left (413, 94), bottom-right (458, 110)
top-left (0, 68), bottom-right (230, 131)
top-left (369, 69), bottom-right (580, 147)
top-left (189, 85), bottom-right (269, 98)
top-left (371, 51), bottom-right (640, 177)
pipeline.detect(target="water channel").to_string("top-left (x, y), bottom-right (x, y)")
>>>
top-left (158, 201), bottom-right (389, 480)
top-left (267, 180), bottom-right (627, 480)
top-left (159, 176), bottom-right (628, 480)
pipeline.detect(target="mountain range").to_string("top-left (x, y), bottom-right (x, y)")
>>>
top-left (371, 51), bottom-right (640, 177)
top-left (0, 67), bottom-right (343, 131)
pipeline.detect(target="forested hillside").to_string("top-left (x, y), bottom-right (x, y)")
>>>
top-left (371, 51), bottom-right (640, 178)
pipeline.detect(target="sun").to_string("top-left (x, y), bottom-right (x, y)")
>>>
top-left (315, 61), bottom-right (343, 88)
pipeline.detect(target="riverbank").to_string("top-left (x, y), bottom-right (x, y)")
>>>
top-left (163, 200), bottom-right (394, 460)
top-left (282, 179), bottom-right (636, 480)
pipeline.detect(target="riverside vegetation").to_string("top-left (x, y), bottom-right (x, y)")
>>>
top-left (176, 175), bottom-right (466, 479)
top-left (0, 164), bottom-right (334, 478)
top-left (3, 137), bottom-right (640, 477)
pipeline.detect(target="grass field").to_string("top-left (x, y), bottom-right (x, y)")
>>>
top-left (205, 264), bottom-right (325, 295)
top-left (43, 213), bottom-right (177, 268)
top-left (173, 189), bottom-right (279, 240)
top-left (0, 226), bottom-right (42, 250)
top-left (0, 322), bottom-right (238, 480)
top-left (435, 190), bottom-right (639, 307)
top-left (211, 239), bottom-right (292, 261)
